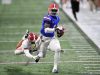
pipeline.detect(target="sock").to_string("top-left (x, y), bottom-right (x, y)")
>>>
top-left (53, 51), bottom-right (60, 69)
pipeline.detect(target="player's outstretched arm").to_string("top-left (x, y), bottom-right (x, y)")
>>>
top-left (24, 49), bottom-right (34, 59)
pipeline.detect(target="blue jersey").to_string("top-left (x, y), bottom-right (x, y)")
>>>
top-left (40, 14), bottom-right (60, 37)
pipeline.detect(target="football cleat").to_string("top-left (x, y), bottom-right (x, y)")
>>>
top-left (25, 29), bottom-right (29, 38)
top-left (61, 49), bottom-right (64, 53)
top-left (22, 29), bottom-right (29, 40)
top-left (52, 68), bottom-right (58, 73)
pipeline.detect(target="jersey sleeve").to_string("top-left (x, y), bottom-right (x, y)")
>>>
top-left (43, 16), bottom-right (51, 24)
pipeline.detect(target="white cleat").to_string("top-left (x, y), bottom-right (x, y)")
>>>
top-left (22, 29), bottom-right (29, 40)
top-left (52, 68), bottom-right (58, 73)
top-left (25, 29), bottom-right (29, 38)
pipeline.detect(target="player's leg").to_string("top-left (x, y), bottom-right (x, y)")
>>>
top-left (34, 36), bottom-right (51, 62)
top-left (35, 35), bottom-right (42, 50)
top-left (52, 51), bottom-right (60, 73)
top-left (38, 40), bottom-right (49, 57)
top-left (15, 47), bottom-right (24, 55)
top-left (49, 38), bottom-right (61, 73)
top-left (16, 29), bottom-right (29, 49)
top-left (34, 42), bottom-right (48, 62)
top-left (16, 40), bottom-right (23, 49)
top-left (15, 30), bottom-right (29, 54)
top-left (22, 29), bottom-right (29, 40)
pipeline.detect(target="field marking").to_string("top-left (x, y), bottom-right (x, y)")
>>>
top-left (0, 48), bottom-right (67, 53)
top-left (72, 44), bottom-right (91, 47)
top-left (0, 32), bottom-right (23, 35)
top-left (85, 67), bottom-right (100, 69)
top-left (0, 48), bottom-right (97, 53)
top-left (76, 52), bottom-right (98, 55)
top-left (0, 61), bottom-right (52, 65)
top-left (75, 50), bottom-right (97, 53)
top-left (84, 64), bottom-right (100, 66)
top-left (60, 49), bottom-right (95, 51)
top-left (0, 40), bottom-right (66, 43)
top-left (79, 56), bottom-right (100, 58)
top-left (0, 32), bottom-right (40, 35)
top-left (1, 61), bottom-right (100, 65)
top-left (0, 41), bottom-right (18, 42)
top-left (72, 46), bottom-right (93, 48)
top-left (88, 70), bottom-right (100, 72)
top-left (79, 57), bottom-right (100, 59)
top-left (0, 25), bottom-right (40, 28)
top-left (63, 61), bottom-right (100, 63)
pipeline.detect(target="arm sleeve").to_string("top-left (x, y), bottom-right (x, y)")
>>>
top-left (24, 49), bottom-right (34, 58)
top-left (43, 16), bottom-right (56, 33)
top-left (44, 28), bottom-right (55, 33)
top-left (43, 16), bottom-right (51, 24)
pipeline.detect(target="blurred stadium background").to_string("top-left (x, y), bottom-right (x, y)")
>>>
top-left (0, 0), bottom-right (100, 75)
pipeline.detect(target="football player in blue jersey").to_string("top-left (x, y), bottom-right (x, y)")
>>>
top-left (34, 3), bottom-right (64, 73)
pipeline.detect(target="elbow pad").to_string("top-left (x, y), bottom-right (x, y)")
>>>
top-left (45, 28), bottom-right (55, 33)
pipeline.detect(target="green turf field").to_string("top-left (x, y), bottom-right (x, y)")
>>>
top-left (0, 0), bottom-right (100, 75)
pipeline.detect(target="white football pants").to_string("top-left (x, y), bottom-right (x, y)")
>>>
top-left (37, 35), bottom-right (61, 70)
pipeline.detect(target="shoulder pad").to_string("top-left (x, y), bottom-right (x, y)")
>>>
top-left (43, 15), bottom-right (51, 21)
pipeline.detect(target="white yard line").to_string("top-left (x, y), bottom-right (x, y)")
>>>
top-left (79, 56), bottom-right (100, 58)
top-left (0, 41), bottom-right (18, 42)
top-left (62, 49), bottom-right (94, 51)
top-left (85, 67), bottom-right (100, 69)
top-left (0, 48), bottom-right (67, 53)
top-left (72, 44), bottom-right (91, 47)
top-left (0, 32), bottom-right (23, 35)
top-left (79, 58), bottom-right (100, 60)
top-left (0, 25), bottom-right (40, 28)
top-left (0, 50), bottom-right (14, 54)
top-left (0, 48), bottom-right (97, 53)
top-left (0, 40), bottom-right (66, 42)
top-left (76, 51), bottom-right (96, 53)
top-left (0, 48), bottom-right (80, 53)
top-left (1, 60), bottom-right (100, 65)
top-left (88, 70), bottom-right (100, 72)
top-left (0, 61), bottom-right (53, 65)
top-left (63, 61), bottom-right (100, 63)
top-left (72, 46), bottom-right (92, 48)
top-left (84, 64), bottom-right (100, 66)
top-left (77, 54), bottom-right (98, 56)
top-left (0, 32), bottom-right (40, 35)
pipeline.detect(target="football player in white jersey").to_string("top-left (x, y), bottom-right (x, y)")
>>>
top-left (15, 30), bottom-right (38, 59)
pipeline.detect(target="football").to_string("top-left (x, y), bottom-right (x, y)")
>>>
top-left (56, 26), bottom-right (64, 38)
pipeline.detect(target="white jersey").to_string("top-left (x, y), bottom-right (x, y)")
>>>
top-left (21, 39), bottom-right (32, 50)
top-left (15, 39), bottom-right (35, 58)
